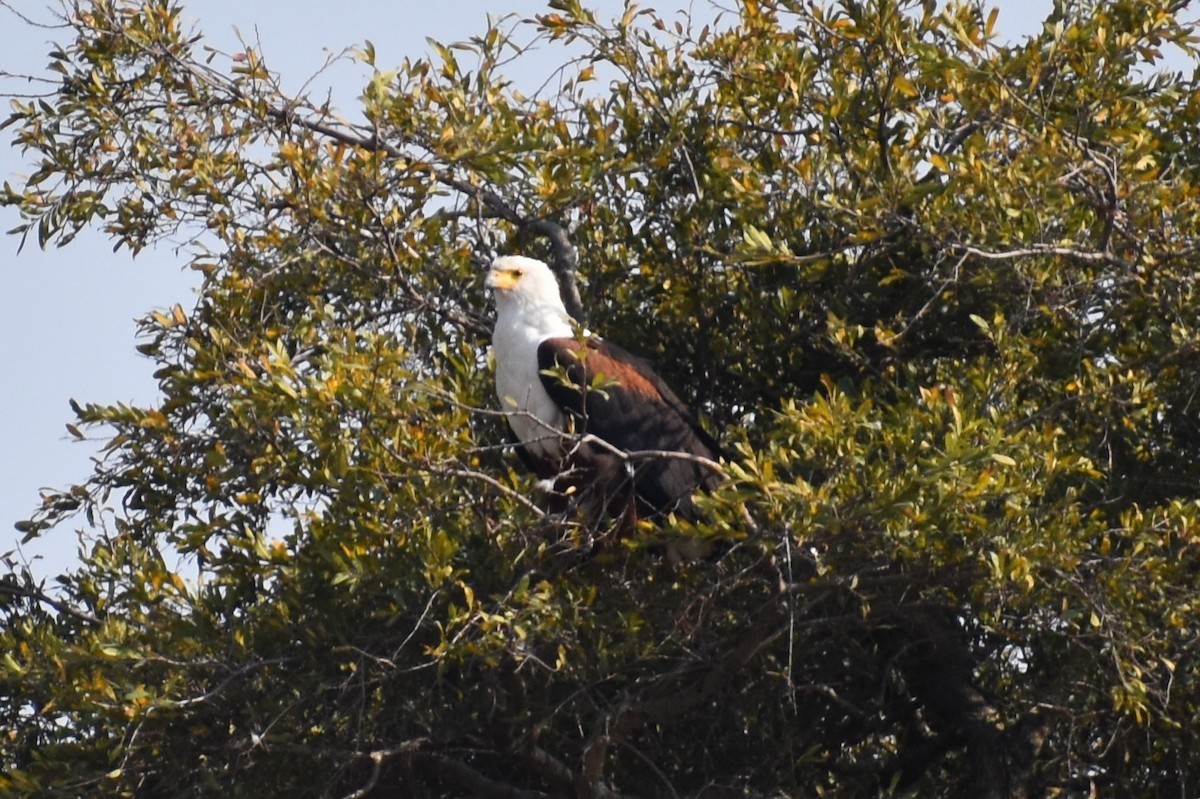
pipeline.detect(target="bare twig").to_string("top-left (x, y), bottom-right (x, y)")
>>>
top-left (951, 242), bottom-right (1130, 268)
top-left (0, 580), bottom-right (102, 625)
top-left (577, 599), bottom-right (783, 798)
top-left (575, 434), bottom-right (726, 478)
top-left (168, 656), bottom-right (294, 708)
top-left (524, 218), bottom-right (584, 323)
top-left (0, 0), bottom-right (67, 29)
top-left (147, 31), bottom-right (584, 316)
top-left (338, 741), bottom-right (424, 799)
top-left (885, 251), bottom-right (967, 345)
top-left (363, 424), bottom-right (550, 518)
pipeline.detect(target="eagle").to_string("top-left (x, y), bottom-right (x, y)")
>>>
top-left (486, 255), bottom-right (722, 526)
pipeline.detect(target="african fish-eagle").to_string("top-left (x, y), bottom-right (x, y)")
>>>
top-left (486, 255), bottom-right (722, 522)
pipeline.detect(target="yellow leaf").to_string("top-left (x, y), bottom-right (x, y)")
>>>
top-left (893, 75), bottom-right (918, 98)
top-left (985, 7), bottom-right (999, 37)
top-left (139, 409), bottom-right (168, 430)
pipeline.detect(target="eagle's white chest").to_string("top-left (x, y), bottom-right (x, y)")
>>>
top-left (491, 303), bottom-right (572, 460)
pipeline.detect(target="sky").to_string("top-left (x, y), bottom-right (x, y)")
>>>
top-left (0, 0), bottom-right (1061, 579)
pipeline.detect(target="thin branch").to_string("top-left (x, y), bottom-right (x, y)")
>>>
top-left (951, 242), bottom-right (1131, 268)
top-left (0, 0), bottom-right (67, 29)
top-left (419, 392), bottom-right (726, 482)
top-left (434, 173), bottom-right (583, 321)
top-left (339, 749), bottom-right (385, 799)
top-left (432, 466), bottom-right (550, 517)
top-left (513, 740), bottom-right (577, 796)
top-left (278, 738), bottom-right (561, 799)
top-left (885, 251), bottom-right (967, 345)
top-left (338, 740), bottom-right (425, 799)
top-left (392, 589), bottom-right (440, 662)
top-left (575, 434), bottom-right (726, 478)
top-left (578, 599), bottom-right (783, 798)
top-left (524, 218), bottom-right (584, 323)
top-left (159, 40), bottom-right (582, 312)
top-left (363, 424), bottom-right (550, 518)
top-left (0, 580), bottom-right (102, 625)
top-left (168, 656), bottom-right (294, 708)
top-left (615, 738), bottom-right (681, 799)
top-left (411, 750), bottom-right (558, 799)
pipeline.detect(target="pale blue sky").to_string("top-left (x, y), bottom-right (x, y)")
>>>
top-left (1, 0), bottom-right (1061, 577)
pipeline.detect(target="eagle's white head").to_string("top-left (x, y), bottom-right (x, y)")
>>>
top-left (486, 256), bottom-right (570, 320)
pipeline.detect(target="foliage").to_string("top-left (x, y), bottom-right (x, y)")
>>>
top-left (4, 0), bottom-right (1200, 796)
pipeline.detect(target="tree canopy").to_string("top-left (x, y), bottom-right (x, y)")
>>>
top-left (4, 0), bottom-right (1200, 796)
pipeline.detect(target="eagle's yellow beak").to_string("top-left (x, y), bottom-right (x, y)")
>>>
top-left (486, 265), bottom-right (521, 293)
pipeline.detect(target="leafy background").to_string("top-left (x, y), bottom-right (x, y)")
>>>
top-left (4, 1), bottom-right (1200, 797)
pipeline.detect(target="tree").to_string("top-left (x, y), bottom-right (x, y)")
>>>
top-left (4, 0), bottom-right (1200, 795)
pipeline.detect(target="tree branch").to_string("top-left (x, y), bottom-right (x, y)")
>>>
top-left (577, 599), bottom-right (783, 799)
top-left (411, 750), bottom-right (557, 799)
top-left (952, 242), bottom-right (1131, 268)
top-left (0, 578), bottom-right (102, 625)
top-left (159, 46), bottom-right (584, 318)
top-left (575, 434), bottom-right (726, 478)
top-left (524, 218), bottom-right (584, 323)
top-left (889, 608), bottom-right (1046, 799)
top-left (436, 174), bottom-right (583, 322)
top-left (169, 657), bottom-right (295, 708)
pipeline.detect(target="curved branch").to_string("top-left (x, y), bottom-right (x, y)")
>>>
top-left (158, 42), bottom-right (586, 323)
top-left (525, 218), bottom-right (584, 323)
top-left (951, 242), bottom-right (1130, 268)
top-left (0, 579), bottom-right (102, 625)
top-left (438, 175), bottom-right (584, 323)
top-left (411, 750), bottom-right (557, 799)
top-left (574, 434), bottom-right (726, 478)
top-left (577, 600), bottom-right (783, 799)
